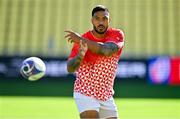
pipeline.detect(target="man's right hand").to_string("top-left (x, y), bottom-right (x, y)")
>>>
top-left (79, 40), bottom-right (88, 57)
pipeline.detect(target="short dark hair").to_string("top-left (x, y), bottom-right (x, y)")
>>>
top-left (92, 5), bottom-right (109, 17)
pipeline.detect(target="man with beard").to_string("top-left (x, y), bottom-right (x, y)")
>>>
top-left (65, 5), bottom-right (124, 119)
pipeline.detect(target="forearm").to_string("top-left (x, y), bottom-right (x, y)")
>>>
top-left (67, 53), bottom-right (84, 73)
top-left (81, 38), bottom-right (119, 56)
top-left (81, 38), bottom-right (101, 54)
top-left (65, 30), bottom-right (119, 56)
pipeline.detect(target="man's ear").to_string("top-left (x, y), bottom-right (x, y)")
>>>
top-left (91, 18), bottom-right (93, 24)
top-left (108, 17), bottom-right (111, 26)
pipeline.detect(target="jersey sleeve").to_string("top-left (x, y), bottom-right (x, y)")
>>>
top-left (106, 29), bottom-right (125, 49)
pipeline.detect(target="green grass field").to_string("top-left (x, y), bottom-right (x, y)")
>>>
top-left (0, 96), bottom-right (179, 119)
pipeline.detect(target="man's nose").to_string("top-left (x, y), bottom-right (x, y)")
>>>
top-left (99, 21), bottom-right (103, 25)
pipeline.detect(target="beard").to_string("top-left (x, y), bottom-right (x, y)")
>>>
top-left (93, 25), bottom-right (108, 34)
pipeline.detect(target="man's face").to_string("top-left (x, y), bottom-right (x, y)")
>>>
top-left (92, 11), bottom-right (110, 34)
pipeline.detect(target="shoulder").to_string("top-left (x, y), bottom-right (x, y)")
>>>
top-left (107, 28), bottom-right (125, 43)
top-left (108, 28), bottom-right (125, 38)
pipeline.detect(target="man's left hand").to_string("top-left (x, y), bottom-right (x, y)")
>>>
top-left (64, 30), bottom-right (82, 43)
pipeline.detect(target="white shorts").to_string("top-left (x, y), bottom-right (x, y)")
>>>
top-left (73, 92), bottom-right (118, 119)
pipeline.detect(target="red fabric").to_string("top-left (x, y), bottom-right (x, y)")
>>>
top-left (169, 57), bottom-right (180, 85)
top-left (68, 28), bottom-right (124, 101)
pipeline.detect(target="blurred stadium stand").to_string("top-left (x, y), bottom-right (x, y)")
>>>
top-left (0, 0), bottom-right (179, 57)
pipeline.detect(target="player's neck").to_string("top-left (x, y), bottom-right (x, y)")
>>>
top-left (92, 30), bottom-right (106, 38)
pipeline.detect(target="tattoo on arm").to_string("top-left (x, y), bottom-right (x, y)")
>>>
top-left (67, 54), bottom-right (83, 73)
top-left (98, 42), bottom-right (119, 56)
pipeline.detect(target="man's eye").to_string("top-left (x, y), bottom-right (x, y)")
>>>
top-left (103, 17), bottom-right (108, 20)
top-left (95, 17), bottom-right (99, 20)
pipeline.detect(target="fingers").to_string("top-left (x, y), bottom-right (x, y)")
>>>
top-left (79, 40), bottom-right (84, 46)
top-left (65, 34), bottom-right (73, 43)
top-left (64, 30), bottom-right (81, 43)
top-left (80, 40), bottom-right (88, 49)
top-left (64, 30), bottom-right (73, 39)
top-left (64, 30), bottom-right (72, 33)
top-left (79, 39), bottom-right (82, 44)
top-left (68, 38), bottom-right (72, 42)
top-left (79, 40), bottom-right (88, 56)
top-left (64, 34), bottom-right (71, 39)
top-left (65, 31), bottom-right (73, 43)
top-left (81, 40), bottom-right (87, 48)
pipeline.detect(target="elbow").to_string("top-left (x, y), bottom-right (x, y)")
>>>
top-left (67, 66), bottom-right (75, 73)
top-left (67, 60), bottom-right (74, 73)
top-left (103, 52), bottom-right (112, 57)
top-left (67, 58), bottom-right (80, 73)
top-left (102, 51), bottom-right (114, 57)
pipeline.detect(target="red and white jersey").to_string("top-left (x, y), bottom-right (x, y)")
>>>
top-left (68, 28), bottom-right (124, 101)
